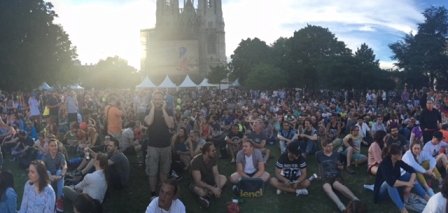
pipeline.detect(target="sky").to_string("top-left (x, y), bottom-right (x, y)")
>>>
top-left (50, 0), bottom-right (448, 70)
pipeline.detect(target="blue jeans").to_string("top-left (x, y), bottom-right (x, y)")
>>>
top-left (299, 139), bottom-right (316, 154)
top-left (379, 172), bottom-right (427, 210)
top-left (47, 170), bottom-right (64, 198)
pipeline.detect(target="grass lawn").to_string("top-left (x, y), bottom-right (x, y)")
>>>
top-left (4, 143), bottom-right (418, 213)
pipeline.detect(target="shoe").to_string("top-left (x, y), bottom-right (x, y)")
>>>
top-left (232, 185), bottom-right (239, 194)
top-left (198, 196), bottom-right (210, 208)
top-left (68, 170), bottom-right (82, 177)
top-left (170, 171), bottom-right (182, 181)
top-left (427, 188), bottom-right (435, 197)
top-left (346, 165), bottom-right (355, 174)
top-left (56, 197), bottom-right (64, 212)
top-left (276, 189), bottom-right (282, 195)
top-left (363, 184), bottom-right (374, 191)
top-left (296, 189), bottom-right (308, 196)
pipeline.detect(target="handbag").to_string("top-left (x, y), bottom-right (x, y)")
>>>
top-left (237, 178), bottom-right (265, 198)
top-left (43, 106), bottom-right (50, 116)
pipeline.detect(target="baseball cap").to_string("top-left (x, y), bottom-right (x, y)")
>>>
top-left (287, 142), bottom-right (302, 156)
top-left (434, 131), bottom-right (444, 141)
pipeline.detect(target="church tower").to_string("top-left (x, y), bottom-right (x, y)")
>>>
top-left (197, 0), bottom-right (226, 73)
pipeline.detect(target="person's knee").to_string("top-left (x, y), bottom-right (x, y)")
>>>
top-left (302, 179), bottom-right (311, 188)
top-left (269, 177), bottom-right (278, 186)
top-left (230, 173), bottom-right (239, 184)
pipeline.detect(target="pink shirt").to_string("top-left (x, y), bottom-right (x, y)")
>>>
top-left (368, 142), bottom-right (384, 170)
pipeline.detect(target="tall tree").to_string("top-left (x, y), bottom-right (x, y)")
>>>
top-left (0, 0), bottom-right (77, 91)
top-left (207, 65), bottom-right (228, 84)
top-left (390, 6), bottom-right (448, 89)
top-left (288, 25), bottom-right (352, 90)
top-left (228, 38), bottom-right (272, 85)
top-left (244, 64), bottom-right (288, 90)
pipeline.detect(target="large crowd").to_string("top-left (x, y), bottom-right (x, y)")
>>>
top-left (1, 87), bottom-right (448, 212)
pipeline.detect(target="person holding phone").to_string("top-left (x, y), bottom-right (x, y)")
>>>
top-left (144, 91), bottom-right (174, 200)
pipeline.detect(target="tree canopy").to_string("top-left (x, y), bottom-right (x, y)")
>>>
top-left (0, 0), bottom-right (78, 91)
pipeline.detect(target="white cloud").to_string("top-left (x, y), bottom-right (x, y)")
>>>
top-left (50, 0), bottom-right (427, 69)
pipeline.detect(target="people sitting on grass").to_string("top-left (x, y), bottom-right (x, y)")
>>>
top-left (422, 131), bottom-right (448, 171)
top-left (145, 179), bottom-right (186, 213)
top-left (225, 124), bottom-right (245, 163)
top-left (120, 121), bottom-right (141, 155)
top-left (423, 176), bottom-right (448, 213)
top-left (373, 145), bottom-right (430, 213)
top-left (316, 139), bottom-right (360, 212)
top-left (277, 121), bottom-right (296, 154)
top-left (41, 139), bottom-right (67, 212)
top-left (10, 130), bottom-right (34, 162)
top-left (247, 121), bottom-right (270, 164)
top-left (63, 122), bottom-right (86, 155)
top-left (367, 130), bottom-right (387, 175)
top-left (402, 139), bottom-right (442, 196)
top-left (270, 142), bottom-right (309, 196)
top-left (230, 140), bottom-right (270, 186)
top-left (0, 170), bottom-right (17, 213)
top-left (171, 127), bottom-right (190, 171)
top-left (89, 138), bottom-right (130, 190)
top-left (386, 126), bottom-right (409, 153)
top-left (19, 160), bottom-right (56, 213)
top-left (297, 119), bottom-right (318, 158)
top-left (34, 132), bottom-right (48, 160)
top-left (63, 152), bottom-right (109, 203)
top-left (342, 126), bottom-right (368, 174)
top-left (190, 142), bottom-right (227, 208)
top-left (68, 135), bottom-right (111, 178)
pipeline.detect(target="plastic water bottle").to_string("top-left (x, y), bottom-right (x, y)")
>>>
top-left (309, 173), bottom-right (318, 182)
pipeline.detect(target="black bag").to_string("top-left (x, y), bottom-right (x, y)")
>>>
top-left (237, 178), bottom-right (265, 198)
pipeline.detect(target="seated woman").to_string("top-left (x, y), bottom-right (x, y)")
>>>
top-left (423, 176), bottom-right (448, 212)
top-left (63, 153), bottom-right (109, 203)
top-left (19, 160), bottom-right (56, 213)
top-left (0, 170), bottom-right (17, 213)
top-left (171, 127), bottom-right (190, 171)
top-left (373, 145), bottom-right (430, 213)
top-left (72, 193), bottom-right (103, 213)
top-left (402, 139), bottom-right (442, 196)
top-left (367, 130), bottom-right (387, 175)
top-left (24, 120), bottom-right (37, 140)
top-left (34, 132), bottom-right (48, 160)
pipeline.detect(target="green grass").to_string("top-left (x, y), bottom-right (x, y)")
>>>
top-left (4, 144), bottom-right (416, 213)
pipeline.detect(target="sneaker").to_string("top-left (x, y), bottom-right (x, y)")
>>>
top-left (296, 189), bottom-right (308, 196)
top-left (363, 184), bottom-right (374, 191)
top-left (170, 171), bottom-right (182, 181)
top-left (276, 189), bottom-right (282, 195)
top-left (198, 196), bottom-right (210, 208)
top-left (56, 197), bottom-right (64, 212)
top-left (346, 165), bottom-right (355, 174)
top-left (232, 185), bottom-right (239, 194)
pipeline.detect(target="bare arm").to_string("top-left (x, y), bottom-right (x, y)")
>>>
top-left (236, 163), bottom-right (250, 178)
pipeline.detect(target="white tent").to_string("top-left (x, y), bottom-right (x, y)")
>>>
top-left (136, 76), bottom-right (156, 89)
top-left (178, 75), bottom-right (198, 88)
top-left (39, 82), bottom-right (53, 90)
top-left (157, 76), bottom-right (177, 88)
top-left (231, 79), bottom-right (241, 87)
top-left (70, 84), bottom-right (84, 90)
top-left (199, 78), bottom-right (218, 87)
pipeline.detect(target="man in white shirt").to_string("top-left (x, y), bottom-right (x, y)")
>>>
top-left (423, 131), bottom-right (448, 171)
top-left (146, 179), bottom-right (186, 213)
top-left (229, 140), bottom-right (270, 184)
top-left (356, 117), bottom-right (373, 145)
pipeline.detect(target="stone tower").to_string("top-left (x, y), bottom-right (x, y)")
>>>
top-left (141, 0), bottom-right (226, 77)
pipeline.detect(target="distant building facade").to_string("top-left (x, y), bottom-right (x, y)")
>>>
top-left (140, 0), bottom-right (226, 77)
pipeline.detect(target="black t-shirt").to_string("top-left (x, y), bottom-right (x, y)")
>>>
top-left (248, 131), bottom-right (267, 145)
top-left (147, 109), bottom-right (173, 148)
top-left (226, 131), bottom-right (244, 142)
top-left (19, 136), bottom-right (35, 149)
top-left (386, 135), bottom-right (407, 150)
top-left (47, 96), bottom-right (59, 116)
top-left (276, 152), bottom-right (307, 181)
top-left (315, 151), bottom-right (341, 180)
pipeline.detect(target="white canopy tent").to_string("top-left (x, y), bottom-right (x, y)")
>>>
top-left (231, 79), bottom-right (241, 87)
top-left (39, 82), bottom-right (53, 90)
top-left (199, 78), bottom-right (218, 87)
top-left (70, 84), bottom-right (84, 90)
top-left (136, 76), bottom-right (156, 89)
top-left (157, 76), bottom-right (177, 88)
top-left (178, 75), bottom-right (198, 88)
